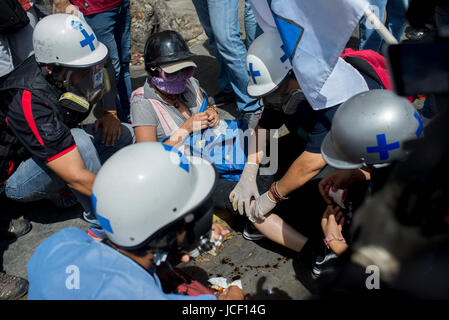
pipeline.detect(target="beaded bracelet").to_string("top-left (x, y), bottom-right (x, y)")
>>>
top-left (323, 236), bottom-right (346, 249)
top-left (269, 182), bottom-right (289, 202)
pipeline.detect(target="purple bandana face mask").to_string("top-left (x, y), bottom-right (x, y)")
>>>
top-left (151, 67), bottom-right (195, 94)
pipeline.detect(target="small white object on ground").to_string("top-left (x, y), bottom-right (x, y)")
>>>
top-left (208, 277), bottom-right (243, 290)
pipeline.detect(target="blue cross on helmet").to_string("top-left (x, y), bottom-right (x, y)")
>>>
top-left (33, 14), bottom-right (110, 112)
top-left (91, 142), bottom-right (217, 254)
top-left (321, 90), bottom-right (424, 169)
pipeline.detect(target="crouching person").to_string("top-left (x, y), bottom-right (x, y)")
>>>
top-left (0, 14), bottom-right (134, 238)
top-left (317, 90), bottom-right (424, 265)
top-left (27, 143), bottom-right (243, 300)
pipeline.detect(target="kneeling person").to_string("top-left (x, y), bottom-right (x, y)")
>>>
top-left (0, 14), bottom-right (134, 238)
top-left (27, 143), bottom-right (243, 300)
top-left (229, 30), bottom-right (385, 251)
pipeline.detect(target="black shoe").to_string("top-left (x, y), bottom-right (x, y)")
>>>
top-left (405, 27), bottom-right (431, 41)
top-left (7, 218), bottom-right (31, 238)
top-left (242, 222), bottom-right (265, 241)
top-left (311, 248), bottom-right (338, 279)
top-left (0, 217), bottom-right (31, 239)
top-left (211, 91), bottom-right (236, 106)
top-left (0, 273), bottom-right (28, 300)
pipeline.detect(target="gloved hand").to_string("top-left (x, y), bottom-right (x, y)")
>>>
top-left (229, 162), bottom-right (259, 216)
top-left (249, 191), bottom-right (277, 222)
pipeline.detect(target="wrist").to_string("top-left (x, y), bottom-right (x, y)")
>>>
top-left (323, 235), bottom-right (346, 251)
top-left (180, 122), bottom-right (192, 134)
top-left (104, 110), bottom-right (117, 117)
top-left (269, 182), bottom-right (289, 202)
top-left (267, 189), bottom-right (277, 202)
top-left (329, 240), bottom-right (348, 256)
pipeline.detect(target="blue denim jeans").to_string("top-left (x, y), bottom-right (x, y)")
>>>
top-left (192, 0), bottom-right (262, 114)
top-left (359, 0), bottom-right (409, 52)
top-left (84, 0), bottom-right (132, 123)
top-left (243, 0), bottom-right (263, 49)
top-left (3, 123), bottom-right (135, 228)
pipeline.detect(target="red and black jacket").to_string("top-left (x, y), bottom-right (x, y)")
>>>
top-left (0, 56), bottom-right (87, 184)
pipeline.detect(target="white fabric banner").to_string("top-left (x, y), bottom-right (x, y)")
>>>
top-left (249, 0), bottom-right (371, 110)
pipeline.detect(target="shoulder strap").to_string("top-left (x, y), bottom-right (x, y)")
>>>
top-left (149, 99), bottom-right (179, 137)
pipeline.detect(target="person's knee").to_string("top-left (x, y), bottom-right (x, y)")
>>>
top-left (4, 178), bottom-right (42, 202)
top-left (118, 123), bottom-right (136, 146)
top-left (4, 179), bottom-right (22, 201)
top-left (70, 128), bottom-right (96, 157)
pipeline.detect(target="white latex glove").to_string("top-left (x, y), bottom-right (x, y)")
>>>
top-left (229, 163), bottom-right (259, 216)
top-left (249, 191), bottom-right (277, 222)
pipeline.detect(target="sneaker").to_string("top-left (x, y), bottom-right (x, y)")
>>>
top-left (405, 26), bottom-right (431, 41)
top-left (242, 222), bottom-right (265, 241)
top-left (48, 188), bottom-right (79, 209)
top-left (311, 265), bottom-right (322, 278)
top-left (312, 249), bottom-right (338, 278)
top-left (315, 251), bottom-right (338, 266)
top-left (7, 218), bottom-right (31, 238)
top-left (0, 273), bottom-right (28, 300)
top-left (87, 226), bottom-right (106, 241)
top-left (0, 217), bottom-right (31, 240)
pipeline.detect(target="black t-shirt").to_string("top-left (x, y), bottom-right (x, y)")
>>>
top-left (258, 73), bottom-right (383, 154)
top-left (2, 88), bottom-right (76, 163)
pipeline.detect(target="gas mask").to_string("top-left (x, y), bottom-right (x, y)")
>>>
top-left (59, 62), bottom-right (110, 113)
top-left (138, 196), bottom-right (214, 262)
top-left (263, 89), bottom-right (306, 115)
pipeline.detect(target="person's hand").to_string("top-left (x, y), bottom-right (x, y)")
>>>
top-left (211, 223), bottom-right (230, 241)
top-left (65, 4), bottom-right (81, 16)
top-left (180, 112), bottom-right (209, 134)
top-left (93, 111), bottom-right (122, 146)
top-left (229, 163), bottom-right (260, 216)
top-left (205, 108), bottom-right (219, 127)
top-left (321, 205), bottom-right (348, 255)
top-left (248, 191), bottom-right (276, 222)
top-left (318, 170), bottom-right (356, 204)
top-left (218, 286), bottom-right (244, 300)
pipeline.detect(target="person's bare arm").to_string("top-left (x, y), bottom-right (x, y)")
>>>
top-left (46, 147), bottom-right (95, 197)
top-left (134, 124), bottom-right (189, 147)
top-left (134, 126), bottom-right (157, 143)
top-left (276, 151), bottom-right (327, 197)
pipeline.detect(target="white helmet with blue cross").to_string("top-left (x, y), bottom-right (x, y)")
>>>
top-left (33, 14), bottom-right (108, 67)
top-left (321, 90), bottom-right (424, 169)
top-left (246, 29), bottom-right (293, 98)
top-left (91, 142), bottom-right (217, 251)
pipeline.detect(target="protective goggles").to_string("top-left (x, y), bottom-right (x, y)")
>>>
top-left (137, 195), bottom-right (214, 255)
